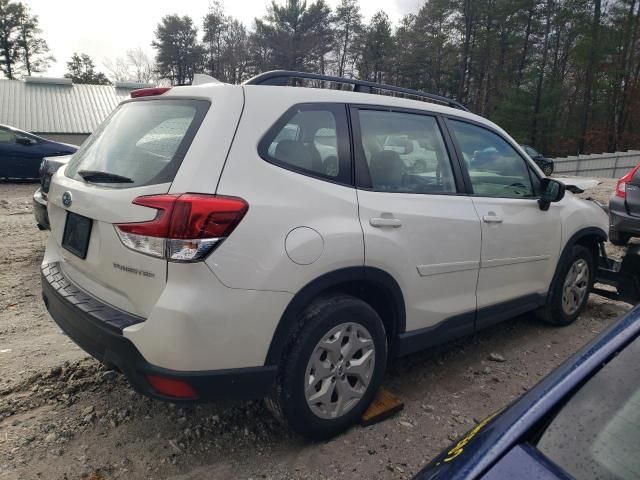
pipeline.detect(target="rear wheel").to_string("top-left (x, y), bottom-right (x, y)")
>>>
top-left (543, 164), bottom-right (554, 176)
top-left (537, 245), bottom-right (594, 326)
top-left (609, 229), bottom-right (630, 247)
top-left (266, 295), bottom-right (387, 440)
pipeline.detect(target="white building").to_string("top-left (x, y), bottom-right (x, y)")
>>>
top-left (0, 76), bottom-right (151, 145)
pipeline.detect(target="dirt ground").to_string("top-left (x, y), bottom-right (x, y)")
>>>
top-left (0, 179), bottom-right (634, 480)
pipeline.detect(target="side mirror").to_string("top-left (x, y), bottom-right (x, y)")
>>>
top-left (539, 178), bottom-right (565, 211)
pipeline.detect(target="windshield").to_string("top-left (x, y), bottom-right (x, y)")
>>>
top-left (537, 336), bottom-right (640, 479)
top-left (66, 99), bottom-right (209, 188)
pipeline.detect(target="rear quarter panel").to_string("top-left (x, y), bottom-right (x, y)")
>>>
top-left (210, 87), bottom-right (364, 293)
top-left (166, 84), bottom-right (245, 194)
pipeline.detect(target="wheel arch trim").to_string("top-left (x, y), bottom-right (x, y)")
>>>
top-left (264, 266), bottom-right (406, 366)
top-left (546, 226), bottom-right (607, 302)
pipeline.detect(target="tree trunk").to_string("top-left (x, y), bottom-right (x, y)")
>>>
top-left (615, 0), bottom-right (639, 149)
top-left (531, 0), bottom-right (553, 146)
top-left (578, 0), bottom-right (602, 154)
top-left (458, 0), bottom-right (473, 101)
top-left (516, 2), bottom-right (535, 88)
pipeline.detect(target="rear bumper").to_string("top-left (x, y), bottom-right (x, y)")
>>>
top-left (609, 196), bottom-right (640, 236)
top-left (33, 188), bottom-right (49, 230)
top-left (41, 262), bottom-right (276, 401)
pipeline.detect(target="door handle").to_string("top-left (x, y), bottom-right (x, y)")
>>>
top-left (370, 217), bottom-right (402, 228)
top-left (482, 214), bottom-right (503, 224)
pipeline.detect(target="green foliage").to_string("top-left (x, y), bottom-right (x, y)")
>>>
top-left (357, 11), bottom-right (393, 82)
top-left (252, 0), bottom-right (334, 72)
top-left (15, 3), bottom-right (53, 76)
top-left (152, 14), bottom-right (203, 85)
top-left (0, 0), bottom-right (50, 79)
top-left (64, 53), bottom-right (110, 85)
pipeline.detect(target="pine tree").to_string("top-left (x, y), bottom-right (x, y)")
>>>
top-left (14, 3), bottom-right (53, 76)
top-left (64, 53), bottom-right (110, 85)
top-left (152, 15), bottom-right (203, 85)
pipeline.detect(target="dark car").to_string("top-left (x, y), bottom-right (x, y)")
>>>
top-left (0, 124), bottom-right (77, 180)
top-left (521, 145), bottom-right (554, 176)
top-left (414, 303), bottom-right (640, 480)
top-left (33, 154), bottom-right (72, 230)
top-left (609, 163), bottom-right (640, 246)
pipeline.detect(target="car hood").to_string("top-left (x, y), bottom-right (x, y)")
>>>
top-left (554, 176), bottom-right (601, 192)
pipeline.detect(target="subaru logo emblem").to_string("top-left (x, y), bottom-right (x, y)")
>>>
top-left (62, 191), bottom-right (72, 207)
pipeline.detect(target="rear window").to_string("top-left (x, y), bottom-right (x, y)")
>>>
top-left (66, 99), bottom-right (209, 187)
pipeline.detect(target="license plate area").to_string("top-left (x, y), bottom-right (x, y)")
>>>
top-left (62, 212), bottom-right (93, 259)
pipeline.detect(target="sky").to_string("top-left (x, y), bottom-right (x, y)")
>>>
top-left (22, 0), bottom-right (422, 78)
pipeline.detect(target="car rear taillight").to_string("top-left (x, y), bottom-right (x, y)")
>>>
top-left (146, 375), bottom-right (198, 399)
top-left (616, 164), bottom-right (640, 198)
top-left (114, 194), bottom-right (248, 262)
top-left (130, 87), bottom-right (171, 98)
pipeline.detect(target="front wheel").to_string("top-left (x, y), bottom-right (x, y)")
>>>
top-left (537, 245), bottom-right (594, 326)
top-left (266, 295), bottom-right (387, 440)
top-left (543, 164), bottom-right (554, 176)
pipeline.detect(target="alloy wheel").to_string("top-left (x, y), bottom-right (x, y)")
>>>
top-left (304, 322), bottom-right (376, 419)
top-left (562, 258), bottom-right (589, 316)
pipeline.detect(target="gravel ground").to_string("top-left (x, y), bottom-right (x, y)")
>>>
top-left (0, 179), bottom-right (635, 480)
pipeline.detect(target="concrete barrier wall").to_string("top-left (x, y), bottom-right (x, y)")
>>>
top-left (551, 150), bottom-right (640, 178)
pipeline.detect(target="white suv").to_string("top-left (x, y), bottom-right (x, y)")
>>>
top-left (41, 71), bottom-right (609, 439)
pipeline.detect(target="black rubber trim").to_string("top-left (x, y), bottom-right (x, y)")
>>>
top-left (42, 263), bottom-right (276, 401)
top-left (42, 262), bottom-right (143, 332)
top-left (33, 195), bottom-right (49, 230)
top-left (475, 293), bottom-right (546, 330)
top-left (396, 311), bottom-right (475, 357)
top-left (264, 266), bottom-right (405, 365)
top-left (396, 293), bottom-right (546, 357)
top-left (540, 227), bottom-right (606, 307)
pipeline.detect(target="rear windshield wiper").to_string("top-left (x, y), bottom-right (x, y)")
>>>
top-left (77, 170), bottom-right (134, 183)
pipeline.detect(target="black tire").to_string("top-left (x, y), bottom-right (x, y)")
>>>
top-left (536, 245), bottom-right (594, 326)
top-left (609, 229), bottom-right (630, 247)
top-left (543, 164), bottom-right (554, 176)
top-left (266, 295), bottom-right (387, 440)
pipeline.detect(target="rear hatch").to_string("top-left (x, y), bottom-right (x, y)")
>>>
top-left (47, 97), bottom-right (210, 317)
top-left (628, 167), bottom-right (640, 217)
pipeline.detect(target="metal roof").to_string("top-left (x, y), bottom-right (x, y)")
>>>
top-left (0, 78), bottom-right (147, 134)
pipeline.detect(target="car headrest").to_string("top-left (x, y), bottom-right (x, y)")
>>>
top-left (274, 140), bottom-right (312, 170)
top-left (369, 150), bottom-right (405, 190)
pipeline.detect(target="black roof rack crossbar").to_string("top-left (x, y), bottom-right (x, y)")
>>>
top-left (243, 70), bottom-right (469, 112)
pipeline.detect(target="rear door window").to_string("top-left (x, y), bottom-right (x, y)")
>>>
top-left (259, 104), bottom-right (351, 184)
top-left (355, 109), bottom-right (457, 194)
top-left (66, 99), bottom-right (209, 187)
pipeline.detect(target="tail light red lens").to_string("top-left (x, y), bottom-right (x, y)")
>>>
top-left (114, 194), bottom-right (248, 262)
top-left (130, 87), bottom-right (171, 98)
top-left (146, 375), bottom-right (198, 399)
top-left (616, 164), bottom-right (640, 199)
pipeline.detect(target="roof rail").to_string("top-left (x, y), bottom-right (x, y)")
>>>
top-left (243, 70), bottom-right (469, 112)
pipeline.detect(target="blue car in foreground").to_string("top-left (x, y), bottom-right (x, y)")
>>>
top-left (415, 303), bottom-right (640, 480)
top-left (0, 124), bottom-right (77, 180)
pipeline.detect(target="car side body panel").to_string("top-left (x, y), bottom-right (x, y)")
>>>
top-left (211, 87), bottom-right (365, 294)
